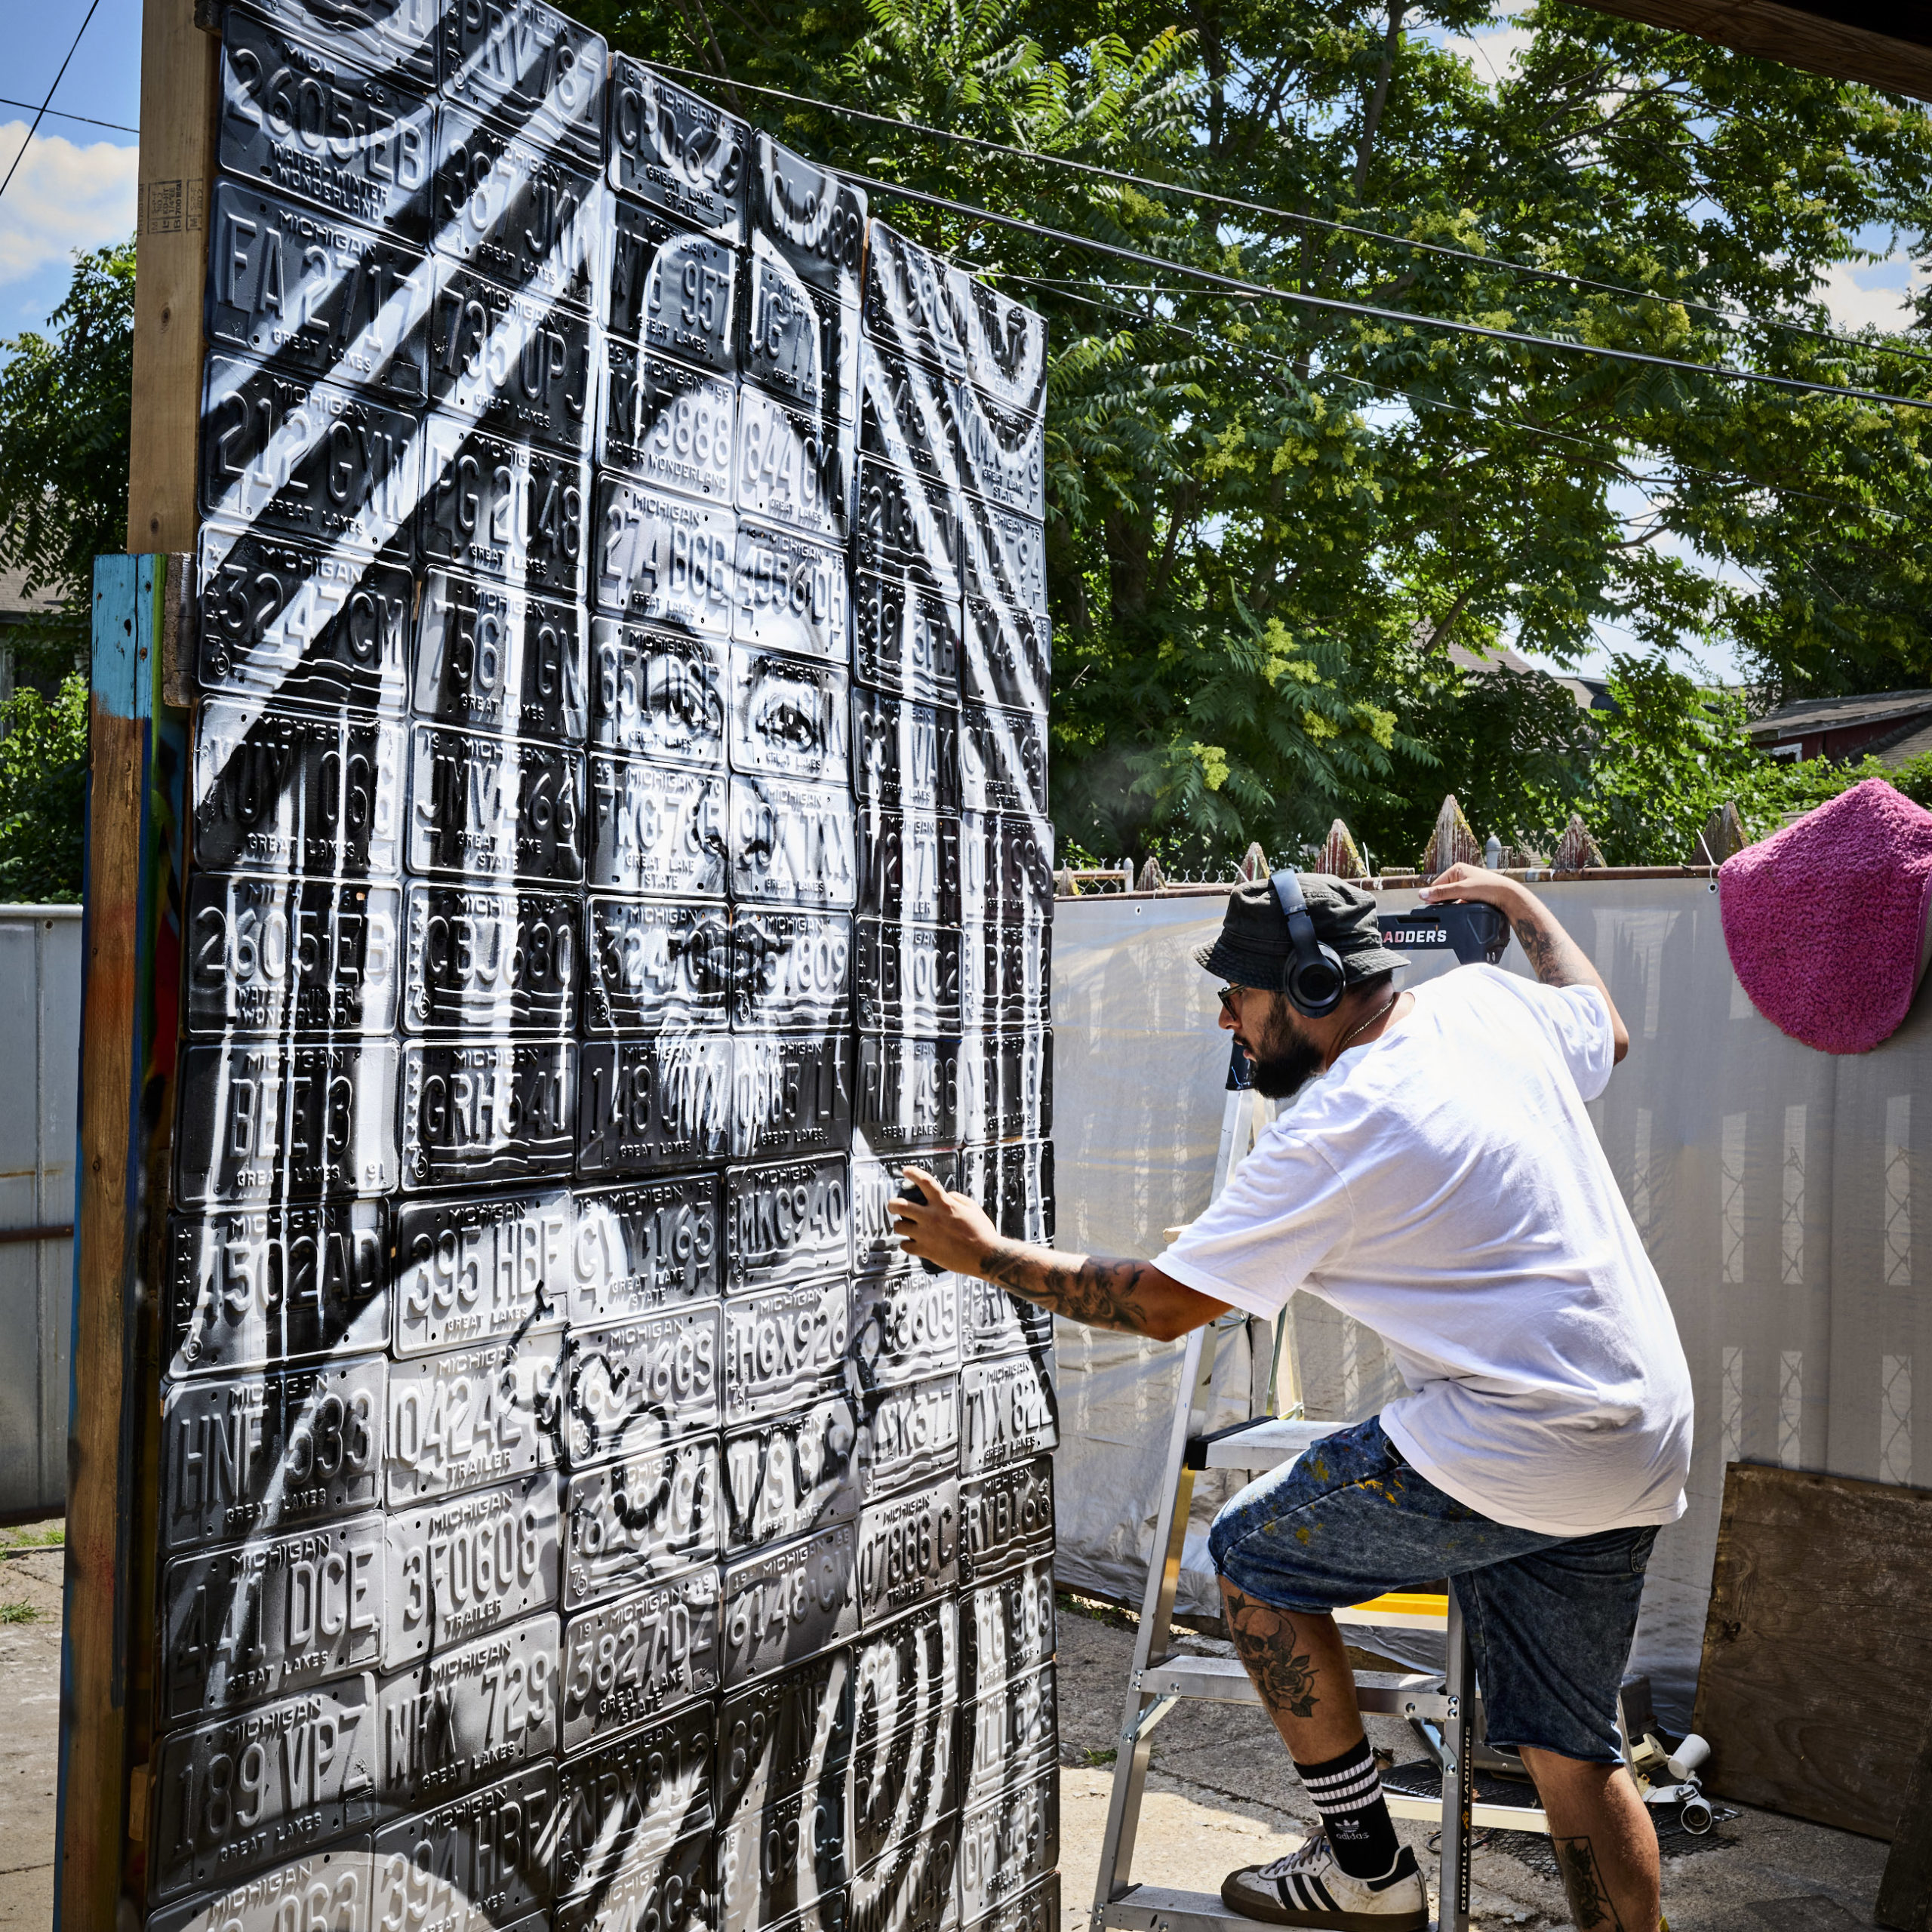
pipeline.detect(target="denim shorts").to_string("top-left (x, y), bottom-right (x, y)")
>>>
top-left (1206, 1414), bottom-right (1655, 1764)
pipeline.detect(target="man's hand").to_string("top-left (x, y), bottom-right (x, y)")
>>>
top-left (889, 1167), bottom-right (1229, 1341)
top-left (1421, 862), bottom-right (1629, 1063)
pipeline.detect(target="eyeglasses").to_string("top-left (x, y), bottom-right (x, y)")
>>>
top-left (1218, 984), bottom-right (1246, 1017)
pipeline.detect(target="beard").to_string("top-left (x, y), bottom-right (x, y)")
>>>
top-left (1243, 996), bottom-right (1327, 1099)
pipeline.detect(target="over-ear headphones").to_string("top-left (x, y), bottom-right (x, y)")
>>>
top-left (1270, 869), bottom-right (1347, 1017)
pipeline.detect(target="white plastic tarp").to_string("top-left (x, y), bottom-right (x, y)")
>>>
top-left (1048, 878), bottom-right (1932, 1730)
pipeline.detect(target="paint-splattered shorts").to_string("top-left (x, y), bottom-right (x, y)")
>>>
top-left (1206, 1414), bottom-right (1655, 1764)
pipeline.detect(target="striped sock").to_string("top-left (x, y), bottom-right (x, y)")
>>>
top-left (1294, 1737), bottom-right (1400, 1880)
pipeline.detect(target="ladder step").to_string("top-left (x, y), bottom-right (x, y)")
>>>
top-left (1099, 1886), bottom-right (1475, 1932)
top-left (1386, 1792), bottom-right (1552, 1835)
top-left (1186, 1417), bottom-right (1334, 1470)
top-left (1140, 1658), bottom-right (1450, 1721)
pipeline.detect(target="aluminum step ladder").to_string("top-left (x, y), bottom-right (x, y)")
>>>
top-left (1088, 1048), bottom-right (1550, 1932)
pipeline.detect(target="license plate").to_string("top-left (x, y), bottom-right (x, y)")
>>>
top-left (947, 382), bottom-right (1045, 521)
top-left (728, 777), bottom-right (857, 909)
top-left (958, 1772), bottom-right (1058, 1924)
top-left (958, 1457), bottom-right (1054, 1586)
top-left (721, 1395), bottom-right (860, 1554)
top-left (849, 1692), bottom-right (958, 1874)
top-left (958, 1030), bottom-right (1052, 1145)
top-left (607, 57), bottom-right (747, 241)
top-left (849, 1820), bottom-right (959, 1932)
top-left (414, 572), bottom-right (589, 741)
top-left (594, 474), bottom-right (737, 632)
top-left (384, 1334), bottom-right (565, 1505)
top-left (199, 355), bottom-right (418, 556)
top-left (440, 0), bottom-right (607, 162)
top-left (572, 1175), bottom-right (724, 1323)
top-left (432, 107), bottom-right (601, 310)
top-left (561, 1567), bottom-right (722, 1746)
top-left (555, 1826), bottom-right (718, 1932)
top-left (959, 1279), bottom-right (1051, 1366)
top-left (960, 1356), bottom-right (1057, 1478)
top-left (162, 1514), bottom-right (383, 1724)
top-left (174, 1041), bottom-right (400, 1207)
top-left (988, 1140), bottom-right (1055, 1247)
top-left (958, 706), bottom-right (1046, 817)
top-left (731, 909), bottom-right (851, 1032)
top-left (217, 11), bottom-right (435, 244)
top-left (145, 1837), bottom-right (373, 1932)
top-left (720, 1524), bottom-right (859, 1684)
top-left (603, 343), bottom-right (737, 503)
top-left (735, 389), bottom-right (853, 540)
top-left (962, 601), bottom-right (1051, 715)
top-left (242, 0), bottom-right (439, 91)
top-left (161, 1358), bottom-right (383, 1552)
top-left (862, 223), bottom-right (964, 375)
top-left (563, 1438), bottom-right (722, 1608)
top-left (150, 1676), bottom-right (380, 1902)
top-left (854, 457), bottom-right (961, 592)
top-left (194, 523), bottom-right (412, 714)
top-left (750, 134), bottom-right (866, 306)
top-left (405, 724), bottom-right (585, 884)
top-left (399, 1041), bottom-right (575, 1189)
top-left (372, 1763), bottom-right (559, 1931)
top-left (207, 180), bottom-right (430, 403)
top-left (609, 198), bottom-right (738, 371)
top-left (589, 754), bottom-right (729, 897)
top-left (950, 275), bottom-right (1048, 421)
top-left (713, 1783), bottom-right (847, 1932)
top-left (856, 1375), bottom-right (961, 1505)
top-left (417, 419), bottom-right (589, 600)
top-left (853, 691), bottom-right (960, 814)
top-left (961, 812), bottom-right (1054, 923)
top-left (849, 1274), bottom-right (960, 1393)
top-left (590, 623), bottom-right (727, 765)
top-left (855, 1035), bottom-right (961, 1152)
top-left (850, 1152), bottom-right (957, 1281)
top-left (165, 1202), bottom-right (387, 1380)
top-left (733, 521), bottom-right (849, 664)
top-left (858, 343), bottom-right (955, 485)
top-left (960, 920), bottom-right (1051, 1029)
top-left (586, 896), bottom-right (729, 1034)
top-left (851, 1600), bottom-right (958, 1758)
top-left (377, 1611), bottom-right (561, 1804)
top-left (557, 1702), bottom-right (717, 1896)
top-left (960, 1662), bottom-right (1055, 1809)
top-left (577, 1038), bottom-right (733, 1176)
top-left (851, 571), bottom-right (960, 706)
top-left (856, 808), bottom-right (961, 925)
top-left (724, 1155), bottom-right (851, 1290)
top-left (730, 1034), bottom-right (855, 1164)
top-left (401, 884), bottom-right (580, 1036)
top-left (740, 251), bottom-right (860, 418)
top-left (192, 699), bottom-right (405, 881)
top-left (961, 1557), bottom-right (1054, 1700)
top-left (728, 648), bottom-right (851, 786)
top-left (966, 1877), bottom-right (1058, 1932)
top-left (392, 1192), bottom-right (574, 1356)
top-left (565, 1308), bottom-right (721, 1466)
top-left (186, 875), bottom-right (401, 1037)
top-left (720, 1644), bottom-right (854, 1820)
top-left (721, 1275), bottom-right (850, 1426)
top-left (960, 497), bottom-right (1048, 617)
top-left (855, 921), bottom-right (961, 1037)
top-left (384, 1476), bottom-right (561, 1665)
top-left (855, 1479), bottom-right (959, 1623)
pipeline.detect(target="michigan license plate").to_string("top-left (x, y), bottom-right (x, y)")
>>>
top-left (850, 1152), bottom-right (956, 1281)
top-left (588, 753), bottom-right (729, 897)
top-left (608, 197), bottom-right (737, 370)
top-left (959, 705), bottom-right (1046, 817)
top-left (401, 884), bottom-right (580, 1036)
top-left (729, 1034), bottom-right (854, 1164)
top-left (952, 275), bottom-right (1048, 420)
top-left (555, 1827), bottom-right (718, 1932)
top-left (854, 921), bottom-right (960, 1037)
top-left (959, 1355), bottom-right (1057, 1478)
top-left (856, 1375), bottom-right (960, 1506)
top-left (733, 521), bottom-right (848, 664)
top-left (749, 132), bottom-right (866, 305)
top-left (606, 57), bottom-right (746, 240)
top-left (603, 343), bottom-right (737, 503)
top-left (862, 223), bottom-right (963, 376)
top-left (720, 1644), bottom-right (854, 1823)
top-left (440, 0), bottom-right (607, 162)
top-left (729, 648), bottom-right (851, 786)
top-left (398, 1041), bottom-right (574, 1189)
top-left (413, 572), bottom-right (589, 741)
top-left (958, 1772), bottom-right (1058, 1924)
top-left (847, 1816), bottom-right (958, 1932)
top-left (961, 1556), bottom-right (1054, 1700)
top-left (713, 1783), bottom-right (847, 1932)
top-left (405, 724), bottom-right (585, 884)
top-left (720, 1524), bottom-right (859, 1685)
top-left (857, 343), bottom-right (955, 485)
top-left (963, 600), bottom-right (1051, 715)
top-left (959, 1278), bottom-right (1052, 1365)
top-left (851, 571), bottom-right (960, 706)
top-left (586, 896), bottom-right (729, 1033)
top-left (958, 1457), bottom-right (1054, 1586)
top-left (589, 623), bottom-right (726, 764)
top-left (371, 1763), bottom-right (560, 1932)
top-left (849, 1274), bottom-right (959, 1395)
top-left (724, 1155), bottom-right (851, 1290)
top-left (853, 690), bottom-right (959, 814)
top-left (849, 1692), bottom-right (958, 1872)
top-left (571, 1175), bottom-right (723, 1322)
top-left (735, 389), bottom-right (853, 541)
top-left (731, 909), bottom-right (851, 1032)
top-left (946, 380), bottom-right (1044, 521)
top-left (855, 1035), bottom-right (961, 1153)
top-left (563, 1437), bottom-right (721, 1609)
top-left (740, 248), bottom-right (860, 416)
top-left (417, 418), bottom-right (588, 600)
top-left (384, 1334), bottom-right (565, 1505)
top-left (391, 1192), bottom-right (574, 1356)
top-left (853, 457), bottom-right (960, 594)
top-left (556, 1702), bottom-right (716, 1897)
top-left (856, 808), bottom-right (959, 926)
top-left (565, 1308), bottom-right (721, 1467)
top-left (961, 495), bottom-right (1048, 617)
top-left (728, 777), bottom-right (857, 909)
top-left (721, 1395), bottom-right (859, 1555)
top-left (431, 107), bottom-right (600, 310)
top-left (577, 1037), bottom-right (733, 1175)
top-left (960, 1662), bottom-right (1056, 1808)
top-left (145, 1838), bottom-right (373, 1932)
top-left (242, 0), bottom-right (438, 90)
top-left (721, 1275), bottom-right (850, 1426)
top-left (383, 1475), bottom-right (561, 1666)
top-left (854, 1479), bottom-right (959, 1623)
top-left (852, 1598), bottom-right (958, 1743)
top-left (560, 1567), bottom-right (722, 1747)
top-left (595, 474), bottom-right (737, 632)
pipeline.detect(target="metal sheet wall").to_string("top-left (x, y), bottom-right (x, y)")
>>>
top-left (0, 906), bottom-right (81, 1521)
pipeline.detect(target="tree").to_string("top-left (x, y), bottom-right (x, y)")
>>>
top-left (0, 242), bottom-right (136, 685)
top-left (0, 674), bottom-right (87, 901)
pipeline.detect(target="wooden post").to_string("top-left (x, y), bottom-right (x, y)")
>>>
top-left (1319, 818), bottom-right (1366, 880)
top-left (1419, 795), bottom-right (1479, 879)
top-left (1238, 842), bottom-right (1269, 883)
top-left (1554, 813), bottom-right (1607, 872)
top-left (127, 0), bottom-right (217, 552)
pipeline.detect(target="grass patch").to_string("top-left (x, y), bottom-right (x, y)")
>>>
top-left (0, 1601), bottom-right (40, 1623)
top-left (2, 1522), bottom-right (63, 1549)
top-left (1082, 1746), bottom-right (1118, 1767)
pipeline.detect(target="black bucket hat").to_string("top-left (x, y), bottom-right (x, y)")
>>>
top-left (1194, 873), bottom-right (1407, 991)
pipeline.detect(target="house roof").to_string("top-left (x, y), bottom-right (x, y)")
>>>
top-left (1746, 690), bottom-right (1932, 743)
top-left (1447, 641), bottom-right (1615, 712)
top-left (0, 565), bottom-right (60, 617)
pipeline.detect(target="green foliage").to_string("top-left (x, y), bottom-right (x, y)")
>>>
top-left (0, 242), bottom-right (135, 684)
top-left (0, 674), bottom-right (88, 903)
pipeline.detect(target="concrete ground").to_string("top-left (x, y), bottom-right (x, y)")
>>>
top-left (1054, 1596), bottom-right (1891, 1932)
top-left (0, 1518), bottom-right (64, 1930)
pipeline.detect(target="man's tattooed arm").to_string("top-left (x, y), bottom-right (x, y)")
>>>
top-left (977, 1241), bottom-right (1227, 1340)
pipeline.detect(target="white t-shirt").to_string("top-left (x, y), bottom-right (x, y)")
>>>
top-left (1158, 964), bottom-right (1693, 1537)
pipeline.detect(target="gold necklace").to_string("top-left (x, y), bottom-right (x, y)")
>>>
top-left (1329, 992), bottom-right (1399, 1069)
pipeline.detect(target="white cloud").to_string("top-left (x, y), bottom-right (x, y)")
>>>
top-left (1437, 15), bottom-right (1537, 88)
top-left (1814, 255), bottom-right (1924, 336)
top-left (0, 123), bottom-right (137, 289)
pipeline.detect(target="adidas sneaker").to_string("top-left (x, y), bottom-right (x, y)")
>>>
top-left (1220, 1828), bottom-right (1429, 1930)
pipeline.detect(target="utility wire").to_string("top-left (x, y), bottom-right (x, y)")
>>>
top-left (649, 56), bottom-right (1932, 375)
top-left (0, 0), bottom-right (106, 205)
top-left (0, 95), bottom-right (135, 137)
top-left (840, 166), bottom-right (1932, 413)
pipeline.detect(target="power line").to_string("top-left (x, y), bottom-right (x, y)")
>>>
top-left (648, 56), bottom-right (1932, 377)
top-left (840, 166), bottom-right (1932, 414)
top-left (0, 95), bottom-right (134, 136)
top-left (0, 0), bottom-right (106, 205)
